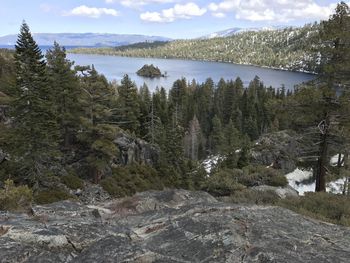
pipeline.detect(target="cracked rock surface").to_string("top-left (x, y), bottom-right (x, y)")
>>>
top-left (1, 189), bottom-right (350, 262)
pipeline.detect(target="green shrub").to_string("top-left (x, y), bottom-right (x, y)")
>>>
top-left (34, 189), bottom-right (73, 205)
top-left (100, 164), bottom-right (164, 197)
top-left (0, 179), bottom-right (33, 212)
top-left (203, 168), bottom-right (245, 196)
top-left (61, 174), bottom-right (84, 190)
top-left (241, 165), bottom-right (288, 187)
top-left (100, 177), bottom-right (128, 197)
top-left (279, 192), bottom-right (350, 226)
top-left (203, 165), bottom-right (287, 196)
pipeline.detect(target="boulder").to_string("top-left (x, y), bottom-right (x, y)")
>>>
top-left (77, 183), bottom-right (111, 205)
top-left (252, 185), bottom-right (299, 198)
top-left (1, 189), bottom-right (350, 262)
top-left (114, 132), bottom-right (160, 166)
top-left (250, 130), bottom-right (301, 173)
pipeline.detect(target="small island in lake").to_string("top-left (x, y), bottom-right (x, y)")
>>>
top-left (136, 64), bottom-right (165, 78)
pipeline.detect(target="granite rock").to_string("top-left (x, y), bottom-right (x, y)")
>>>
top-left (1, 189), bottom-right (349, 262)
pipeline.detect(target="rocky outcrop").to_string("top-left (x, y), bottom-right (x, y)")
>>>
top-left (1, 189), bottom-right (350, 262)
top-left (76, 184), bottom-right (111, 204)
top-left (250, 130), bottom-right (301, 173)
top-left (251, 185), bottom-right (299, 198)
top-left (114, 131), bottom-right (160, 166)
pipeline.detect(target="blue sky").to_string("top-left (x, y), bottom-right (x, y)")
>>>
top-left (0, 0), bottom-right (346, 39)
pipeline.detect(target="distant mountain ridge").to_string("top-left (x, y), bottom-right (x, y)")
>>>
top-left (0, 33), bottom-right (171, 47)
top-left (201, 26), bottom-right (286, 39)
top-left (69, 23), bottom-right (321, 73)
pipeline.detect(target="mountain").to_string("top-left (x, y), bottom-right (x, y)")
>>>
top-left (201, 26), bottom-right (283, 39)
top-left (70, 23), bottom-right (321, 73)
top-left (0, 33), bottom-right (171, 47)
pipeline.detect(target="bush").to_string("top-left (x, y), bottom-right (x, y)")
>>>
top-left (61, 174), bottom-right (84, 190)
top-left (34, 189), bottom-right (73, 205)
top-left (101, 164), bottom-right (164, 197)
top-left (0, 179), bottom-right (32, 212)
top-left (203, 169), bottom-right (245, 196)
top-left (241, 165), bottom-right (288, 187)
top-left (100, 177), bottom-right (128, 197)
top-left (279, 192), bottom-right (350, 226)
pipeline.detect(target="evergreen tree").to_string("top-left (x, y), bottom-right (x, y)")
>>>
top-left (4, 21), bottom-right (59, 183)
top-left (224, 119), bottom-right (241, 153)
top-left (184, 115), bottom-right (201, 160)
top-left (210, 115), bottom-right (225, 154)
top-left (116, 74), bottom-right (140, 134)
top-left (46, 42), bottom-right (82, 150)
top-left (77, 66), bottom-right (118, 183)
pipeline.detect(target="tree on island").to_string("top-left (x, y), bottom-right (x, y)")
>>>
top-left (136, 64), bottom-right (164, 78)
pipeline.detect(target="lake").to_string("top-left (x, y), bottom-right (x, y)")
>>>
top-left (66, 53), bottom-right (316, 91)
top-left (1, 44), bottom-right (315, 90)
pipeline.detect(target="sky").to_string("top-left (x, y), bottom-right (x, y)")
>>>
top-left (0, 0), bottom-right (346, 39)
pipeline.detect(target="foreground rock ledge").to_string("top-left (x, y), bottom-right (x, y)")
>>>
top-left (1, 189), bottom-right (349, 262)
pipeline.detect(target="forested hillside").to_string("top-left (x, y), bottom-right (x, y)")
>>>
top-left (0, 3), bottom-right (350, 227)
top-left (70, 23), bottom-right (321, 73)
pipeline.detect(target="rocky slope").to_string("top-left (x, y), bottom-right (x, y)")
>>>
top-left (1, 189), bottom-right (349, 262)
top-left (250, 130), bottom-right (302, 173)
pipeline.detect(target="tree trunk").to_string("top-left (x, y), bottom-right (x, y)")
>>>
top-left (315, 130), bottom-right (328, 192)
top-left (337, 153), bottom-right (343, 168)
top-left (90, 166), bottom-right (102, 184)
top-left (63, 126), bottom-right (70, 149)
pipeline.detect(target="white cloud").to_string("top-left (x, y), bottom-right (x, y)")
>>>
top-left (212, 12), bottom-right (226, 18)
top-left (207, 0), bottom-right (344, 22)
top-left (106, 0), bottom-right (178, 8)
top-left (64, 5), bottom-right (119, 18)
top-left (208, 0), bottom-right (239, 12)
top-left (140, 12), bottom-right (164, 22)
top-left (140, 2), bottom-right (207, 22)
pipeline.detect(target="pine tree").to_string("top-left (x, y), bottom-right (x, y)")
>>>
top-left (313, 2), bottom-right (350, 191)
top-left (116, 74), bottom-right (140, 134)
top-left (184, 115), bottom-right (201, 160)
top-left (77, 66), bottom-right (118, 183)
top-left (210, 115), bottom-right (225, 154)
top-left (46, 42), bottom-right (82, 150)
top-left (224, 119), bottom-right (241, 153)
top-left (4, 21), bottom-right (59, 183)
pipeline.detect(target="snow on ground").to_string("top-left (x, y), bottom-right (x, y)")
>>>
top-left (286, 168), bottom-right (314, 195)
top-left (201, 155), bottom-right (224, 174)
top-left (286, 168), bottom-right (347, 195)
top-left (286, 168), bottom-right (313, 183)
top-left (330, 154), bottom-right (344, 166)
top-left (327, 178), bottom-right (347, 194)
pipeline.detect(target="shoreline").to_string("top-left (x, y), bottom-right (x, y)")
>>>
top-left (67, 50), bottom-right (318, 76)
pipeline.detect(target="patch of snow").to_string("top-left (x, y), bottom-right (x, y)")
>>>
top-left (286, 168), bottom-right (347, 195)
top-left (286, 168), bottom-right (313, 182)
top-left (201, 155), bottom-right (223, 174)
top-left (330, 154), bottom-right (344, 166)
top-left (286, 168), bottom-right (313, 195)
top-left (327, 178), bottom-right (347, 194)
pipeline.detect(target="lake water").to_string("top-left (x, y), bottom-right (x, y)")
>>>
top-left (66, 53), bottom-right (315, 91)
